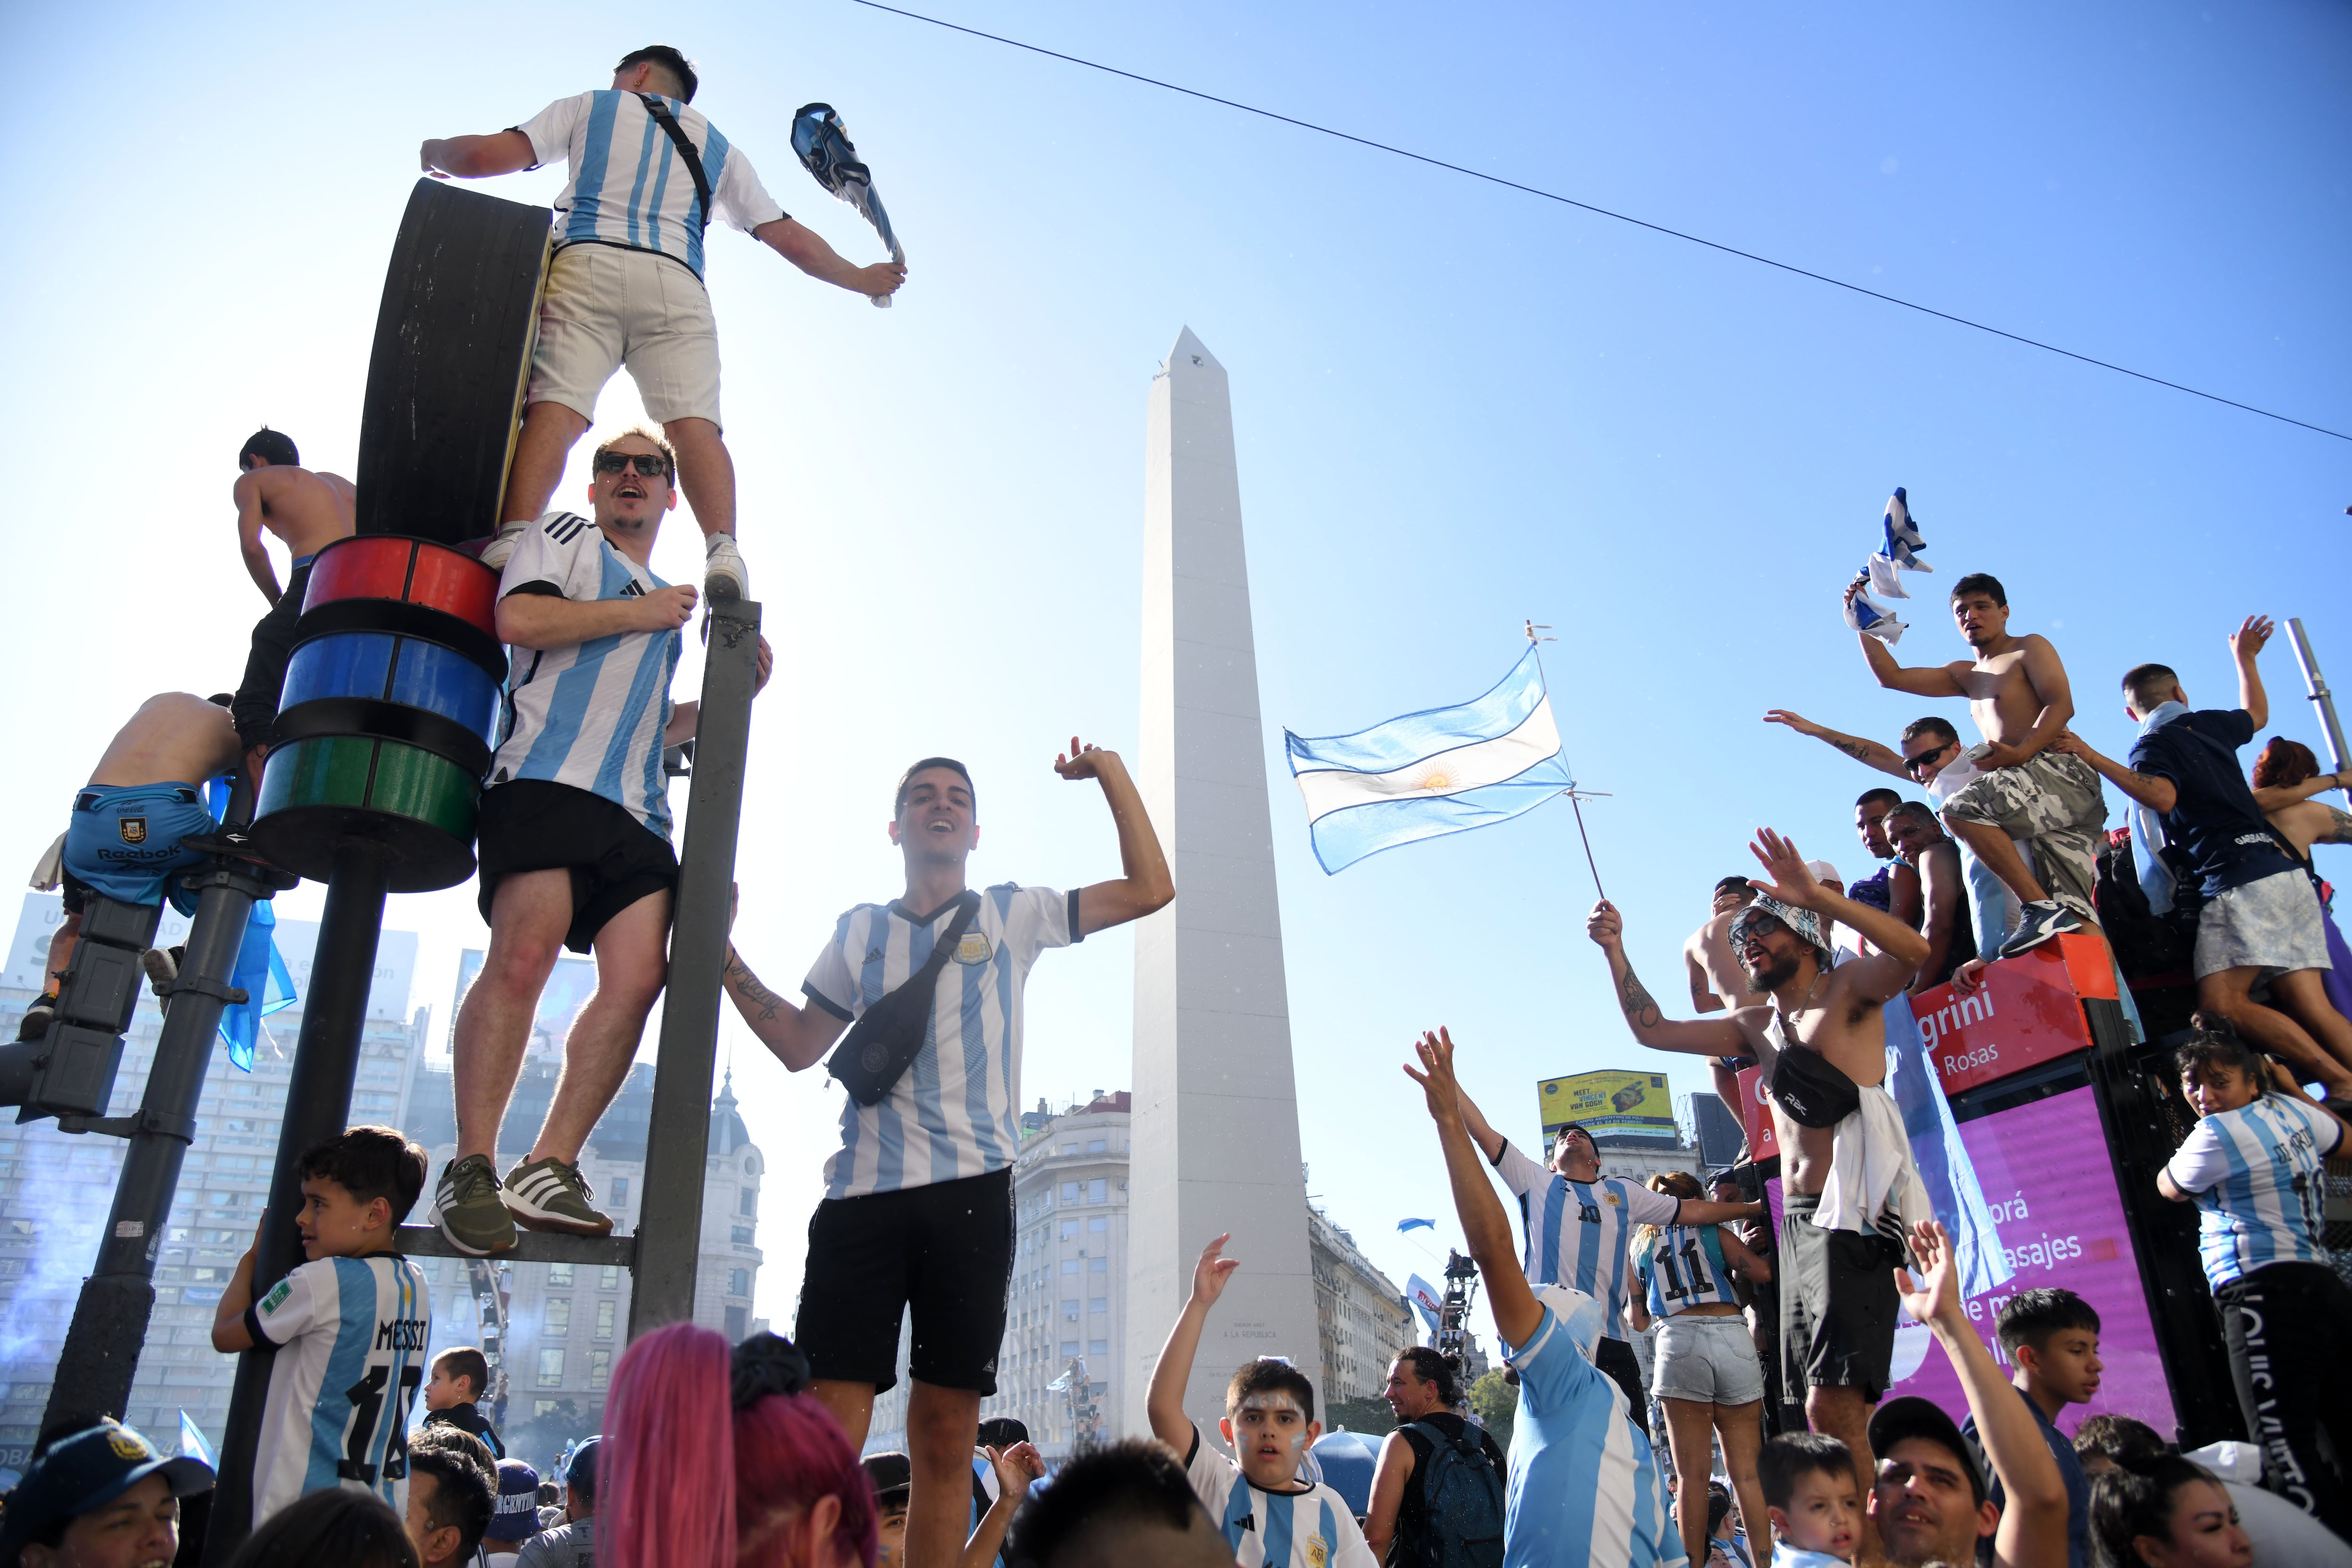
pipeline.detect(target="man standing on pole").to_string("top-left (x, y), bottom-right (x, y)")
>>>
top-left (716, 747), bottom-right (1173, 1568)
top-left (419, 44), bottom-right (907, 597)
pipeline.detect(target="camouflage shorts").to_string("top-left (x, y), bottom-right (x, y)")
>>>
top-left (1942, 751), bottom-right (2107, 921)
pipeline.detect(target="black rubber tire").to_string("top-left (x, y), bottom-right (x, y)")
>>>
top-left (355, 179), bottom-right (551, 545)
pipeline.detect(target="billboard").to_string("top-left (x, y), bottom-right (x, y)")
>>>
top-left (1536, 1069), bottom-right (1676, 1140)
top-left (452, 948), bottom-right (600, 1059)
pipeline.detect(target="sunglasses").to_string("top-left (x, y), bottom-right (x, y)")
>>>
top-left (593, 451), bottom-right (671, 479)
top-left (1902, 740), bottom-right (1954, 775)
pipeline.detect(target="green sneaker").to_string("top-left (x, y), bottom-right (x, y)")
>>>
top-left (430, 1153), bottom-right (516, 1257)
top-left (502, 1156), bottom-right (613, 1236)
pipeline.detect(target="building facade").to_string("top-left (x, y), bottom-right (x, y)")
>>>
top-left (1305, 1206), bottom-right (1411, 1407)
top-left (0, 893), bottom-right (421, 1475)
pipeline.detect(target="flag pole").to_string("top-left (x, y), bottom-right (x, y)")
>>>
top-left (1526, 618), bottom-right (1615, 901)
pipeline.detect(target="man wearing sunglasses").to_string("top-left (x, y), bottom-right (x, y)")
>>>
top-left (431, 426), bottom-right (773, 1258)
top-left (420, 44), bottom-right (908, 603)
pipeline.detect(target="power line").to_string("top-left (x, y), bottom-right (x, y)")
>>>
top-left (850, 0), bottom-right (2350, 445)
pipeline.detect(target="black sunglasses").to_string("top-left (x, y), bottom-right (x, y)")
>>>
top-left (594, 451), bottom-right (671, 478)
top-left (1902, 740), bottom-right (1954, 774)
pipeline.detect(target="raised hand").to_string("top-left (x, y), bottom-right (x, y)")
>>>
top-left (1763, 709), bottom-right (1824, 738)
top-left (1895, 1218), bottom-right (1960, 1329)
top-left (1745, 828), bottom-right (1824, 909)
top-left (990, 1441), bottom-right (1047, 1494)
top-left (1189, 1233), bottom-right (1240, 1309)
top-left (1054, 736), bottom-right (1118, 780)
top-left (2231, 615), bottom-right (2274, 663)
top-left (1403, 1027), bottom-right (1464, 1122)
top-left (1585, 899), bottom-right (1624, 949)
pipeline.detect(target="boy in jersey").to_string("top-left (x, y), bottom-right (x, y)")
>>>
top-left (1405, 1029), bottom-right (1686, 1568)
top-left (715, 747), bottom-right (1171, 1568)
top-left (229, 429), bottom-right (355, 775)
top-left (431, 426), bottom-right (771, 1258)
top-left (1583, 829), bottom-right (1931, 1517)
top-left (1441, 1042), bottom-right (1764, 1417)
top-left (418, 45), bottom-right (907, 601)
top-left (1146, 1234), bottom-right (1380, 1568)
top-left (422, 1346), bottom-right (506, 1460)
top-left (210, 1125), bottom-right (432, 1529)
top-left (1758, 1433), bottom-right (1861, 1564)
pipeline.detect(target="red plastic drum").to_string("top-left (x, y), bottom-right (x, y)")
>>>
top-left (302, 534), bottom-right (498, 636)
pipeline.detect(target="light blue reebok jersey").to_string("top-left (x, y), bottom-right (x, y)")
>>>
top-left (1502, 1304), bottom-right (1686, 1568)
top-left (1636, 1224), bottom-right (1740, 1319)
top-left (491, 511), bottom-right (682, 837)
top-left (2165, 1093), bottom-right (2342, 1288)
top-left (248, 1252), bottom-right (430, 1527)
top-left (1492, 1141), bottom-right (1681, 1340)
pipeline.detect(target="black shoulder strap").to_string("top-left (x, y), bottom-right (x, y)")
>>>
top-left (636, 93), bottom-right (714, 236)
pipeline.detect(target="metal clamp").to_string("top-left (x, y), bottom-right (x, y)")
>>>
top-left (166, 976), bottom-right (251, 1006)
top-left (54, 1106), bottom-right (199, 1142)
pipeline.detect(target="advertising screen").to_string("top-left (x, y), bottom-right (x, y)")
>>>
top-left (453, 947), bottom-right (599, 1059)
top-left (1536, 1069), bottom-right (1676, 1139)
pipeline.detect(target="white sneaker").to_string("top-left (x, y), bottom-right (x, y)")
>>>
top-left (705, 533), bottom-right (748, 601)
top-left (478, 522), bottom-right (531, 573)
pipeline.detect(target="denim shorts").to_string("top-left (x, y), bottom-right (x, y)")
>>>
top-left (1652, 1312), bottom-right (1765, 1405)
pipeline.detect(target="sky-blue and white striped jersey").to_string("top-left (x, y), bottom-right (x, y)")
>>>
top-left (1492, 1140), bottom-right (1681, 1341)
top-left (515, 91), bottom-right (787, 279)
top-left (1183, 1425), bottom-right (1380, 1568)
top-left (1634, 1223), bottom-right (1740, 1319)
top-left (491, 511), bottom-right (681, 838)
top-left (2165, 1092), bottom-right (2342, 1289)
top-left (247, 1252), bottom-right (430, 1528)
top-left (803, 885), bottom-right (1079, 1200)
top-left (1501, 1303), bottom-right (1687, 1568)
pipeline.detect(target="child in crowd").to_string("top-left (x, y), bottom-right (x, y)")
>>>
top-left (866, 1453), bottom-right (913, 1568)
top-left (211, 1125), bottom-right (432, 1530)
top-left (1145, 1235), bottom-right (1378, 1568)
top-left (1756, 1433), bottom-right (1858, 1566)
top-left (1960, 1290), bottom-right (2098, 1568)
top-left (422, 1345), bottom-right (507, 1459)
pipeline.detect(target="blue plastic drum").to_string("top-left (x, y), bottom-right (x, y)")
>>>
top-left (276, 631), bottom-right (501, 776)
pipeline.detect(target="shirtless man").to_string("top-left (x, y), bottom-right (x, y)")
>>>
top-left (19, 694), bottom-right (242, 1039)
top-left (1686, 875), bottom-right (1758, 1121)
top-left (1849, 790), bottom-right (1923, 929)
top-left (1586, 828), bottom-right (1929, 1545)
top-left (229, 430), bottom-right (355, 781)
top-left (1883, 803), bottom-right (1976, 994)
top-left (1844, 573), bottom-right (2106, 959)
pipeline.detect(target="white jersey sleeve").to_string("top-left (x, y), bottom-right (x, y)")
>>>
top-left (712, 147), bottom-right (787, 233)
top-left (1617, 1178), bottom-right (1683, 1227)
top-left (514, 94), bottom-right (591, 171)
top-left (999, 884), bottom-right (1080, 962)
top-left (248, 1257), bottom-right (326, 1345)
top-left (499, 511), bottom-right (598, 601)
top-left (801, 907), bottom-right (862, 1021)
top-left (1491, 1138), bottom-right (1547, 1197)
top-left (1183, 1423), bottom-right (1243, 1520)
top-left (2165, 1118), bottom-right (2228, 1195)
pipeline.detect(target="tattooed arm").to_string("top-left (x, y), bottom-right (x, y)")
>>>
top-left (2045, 731), bottom-right (2176, 813)
top-left (720, 944), bottom-right (850, 1071)
top-left (1762, 710), bottom-right (1910, 780)
top-left (1585, 901), bottom-right (1752, 1057)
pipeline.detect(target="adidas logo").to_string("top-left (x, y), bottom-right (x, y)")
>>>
top-left (619, 581), bottom-right (645, 598)
top-left (864, 947), bottom-right (884, 964)
top-left (545, 512), bottom-right (591, 545)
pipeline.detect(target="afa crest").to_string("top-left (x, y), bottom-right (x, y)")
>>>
top-left (118, 816), bottom-right (148, 845)
top-left (107, 1430), bottom-right (149, 1461)
top-left (1305, 1537), bottom-right (1329, 1568)
top-left (954, 930), bottom-right (992, 966)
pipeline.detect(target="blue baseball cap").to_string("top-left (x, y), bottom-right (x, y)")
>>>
top-left (486, 1458), bottom-right (543, 1543)
top-left (0, 1419), bottom-right (212, 1566)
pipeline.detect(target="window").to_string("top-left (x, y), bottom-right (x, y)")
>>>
top-left (729, 1269), bottom-right (750, 1297)
top-left (1088, 1217), bottom-right (1106, 1234)
top-left (1088, 1257), bottom-right (1106, 1273)
top-left (1089, 1339), bottom-right (1108, 1356)
top-left (537, 1348), bottom-right (565, 1387)
top-left (601, 1266), bottom-right (622, 1290)
top-left (534, 1399), bottom-right (562, 1419)
top-left (546, 1299), bottom-right (571, 1334)
top-left (725, 1305), bottom-right (749, 1339)
top-left (1060, 1182), bottom-right (1081, 1202)
top-left (1059, 1220), bottom-right (1077, 1240)
top-left (732, 1226), bottom-right (755, 1245)
top-left (1087, 1139), bottom-right (1106, 1154)
top-left (1089, 1297), bottom-right (1106, 1314)
top-left (739, 1187), bottom-right (758, 1217)
top-left (1061, 1144), bottom-right (1078, 1156)
top-left (1062, 1301), bottom-right (1080, 1322)
top-left (1060, 1341), bottom-right (1079, 1357)
top-left (1060, 1259), bottom-right (1078, 1275)
top-left (596, 1300), bottom-right (616, 1340)
top-left (611, 1177), bottom-right (629, 1205)
top-left (1088, 1179), bottom-right (1107, 1204)
top-left (549, 1264), bottom-right (575, 1288)
top-left (589, 1350), bottom-right (612, 1390)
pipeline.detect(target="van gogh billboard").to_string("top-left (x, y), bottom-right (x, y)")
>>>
top-left (1535, 1069), bottom-right (1676, 1140)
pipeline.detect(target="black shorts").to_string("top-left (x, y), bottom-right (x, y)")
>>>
top-left (1779, 1192), bottom-right (1905, 1401)
top-left (231, 558), bottom-right (315, 754)
top-left (1595, 1335), bottom-right (1647, 1417)
top-left (474, 780), bottom-right (677, 954)
top-left (794, 1167), bottom-right (1014, 1395)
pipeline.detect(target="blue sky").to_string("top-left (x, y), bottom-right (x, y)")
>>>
top-left (8, 1), bottom-right (2346, 1332)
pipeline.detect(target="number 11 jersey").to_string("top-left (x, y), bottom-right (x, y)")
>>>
top-left (247, 1251), bottom-right (431, 1526)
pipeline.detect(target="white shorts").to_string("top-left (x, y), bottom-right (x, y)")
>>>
top-left (1651, 1312), bottom-right (1765, 1405)
top-left (527, 243), bottom-right (723, 429)
top-left (2194, 868), bottom-right (2331, 980)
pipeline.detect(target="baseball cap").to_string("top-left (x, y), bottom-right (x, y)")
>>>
top-left (862, 1451), bottom-right (913, 1507)
top-left (0, 1419), bottom-right (213, 1565)
top-left (1868, 1396), bottom-right (1988, 1506)
top-left (486, 1458), bottom-right (543, 1543)
top-left (562, 1437), bottom-right (602, 1503)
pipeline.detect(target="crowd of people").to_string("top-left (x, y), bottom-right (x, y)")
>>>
top-left (2, 34), bottom-right (2350, 1568)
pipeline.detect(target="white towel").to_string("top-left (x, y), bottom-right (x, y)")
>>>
top-left (28, 831), bottom-right (63, 892)
top-left (1812, 1082), bottom-right (1931, 1251)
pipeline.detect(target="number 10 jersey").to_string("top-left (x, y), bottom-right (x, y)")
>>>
top-left (247, 1251), bottom-right (431, 1526)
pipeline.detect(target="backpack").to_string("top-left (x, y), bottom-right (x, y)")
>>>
top-left (1405, 1421), bottom-right (1506, 1568)
top-left (2092, 831), bottom-right (2200, 981)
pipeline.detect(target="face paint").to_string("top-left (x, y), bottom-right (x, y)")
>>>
top-left (1238, 1392), bottom-right (1311, 1449)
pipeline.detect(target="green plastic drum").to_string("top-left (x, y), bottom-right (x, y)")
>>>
top-left (251, 734), bottom-right (480, 891)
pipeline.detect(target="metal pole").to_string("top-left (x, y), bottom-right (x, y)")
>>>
top-left (41, 864), bottom-right (283, 1428)
top-left (628, 591), bottom-right (763, 1338)
top-left (2285, 618), bottom-right (2352, 807)
top-left (203, 845), bottom-right (389, 1563)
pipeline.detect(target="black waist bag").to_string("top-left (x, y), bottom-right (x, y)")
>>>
top-left (827, 892), bottom-right (981, 1106)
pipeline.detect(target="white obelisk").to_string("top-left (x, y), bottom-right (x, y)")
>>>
top-left (1128, 328), bottom-right (1319, 1443)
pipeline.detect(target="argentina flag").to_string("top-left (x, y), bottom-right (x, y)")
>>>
top-left (1285, 647), bottom-right (1573, 874)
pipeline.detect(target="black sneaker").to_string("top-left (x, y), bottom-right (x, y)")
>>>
top-left (16, 996), bottom-right (55, 1042)
top-left (1996, 900), bottom-right (2082, 959)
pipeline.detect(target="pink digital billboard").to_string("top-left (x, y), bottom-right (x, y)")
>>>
top-left (1881, 1084), bottom-right (2176, 1434)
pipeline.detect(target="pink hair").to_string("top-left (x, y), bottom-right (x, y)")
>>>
top-left (602, 1323), bottom-right (877, 1568)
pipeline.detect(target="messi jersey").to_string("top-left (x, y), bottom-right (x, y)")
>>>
top-left (1492, 1141), bottom-right (1682, 1339)
top-left (247, 1252), bottom-right (431, 1526)
top-left (1636, 1224), bottom-right (1740, 1319)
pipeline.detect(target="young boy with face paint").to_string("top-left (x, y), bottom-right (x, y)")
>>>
top-left (1146, 1235), bottom-right (1380, 1568)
